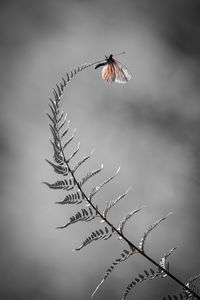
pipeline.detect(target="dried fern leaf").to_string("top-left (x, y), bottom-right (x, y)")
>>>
top-left (43, 177), bottom-right (76, 191)
top-left (49, 97), bottom-right (57, 112)
top-left (47, 112), bottom-right (57, 128)
top-left (56, 190), bottom-right (85, 205)
top-left (120, 268), bottom-right (157, 300)
top-left (158, 247), bottom-right (177, 278)
top-left (72, 148), bottom-right (95, 173)
top-left (139, 212), bottom-right (173, 252)
top-left (63, 128), bottom-right (77, 149)
top-left (74, 226), bottom-right (112, 251)
top-left (92, 249), bottom-right (136, 298)
top-left (57, 207), bottom-right (95, 229)
top-left (102, 188), bottom-right (132, 221)
top-left (148, 248), bottom-right (177, 281)
top-left (89, 167), bottom-right (120, 200)
top-left (117, 206), bottom-right (144, 238)
top-left (56, 83), bottom-right (62, 98)
top-left (57, 108), bottom-right (64, 123)
top-left (48, 103), bottom-right (58, 120)
top-left (185, 274), bottom-right (200, 299)
top-left (70, 70), bottom-right (74, 79)
top-left (45, 159), bottom-right (69, 176)
top-left (53, 88), bottom-right (60, 104)
top-left (60, 82), bottom-right (64, 92)
top-left (58, 113), bottom-right (68, 131)
top-left (49, 140), bottom-right (64, 165)
top-left (188, 273), bottom-right (200, 285)
top-left (62, 63), bottom-right (93, 87)
top-left (67, 142), bottom-right (80, 163)
top-left (79, 164), bottom-right (103, 187)
top-left (61, 77), bottom-right (67, 88)
top-left (61, 120), bottom-right (70, 139)
top-left (163, 247), bottom-right (178, 261)
top-left (65, 72), bottom-right (70, 83)
top-left (49, 124), bottom-right (59, 142)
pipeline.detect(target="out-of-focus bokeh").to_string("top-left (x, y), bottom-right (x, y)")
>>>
top-left (0, 0), bottom-right (200, 299)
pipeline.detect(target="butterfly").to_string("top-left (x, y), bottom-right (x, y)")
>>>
top-left (94, 52), bottom-right (132, 84)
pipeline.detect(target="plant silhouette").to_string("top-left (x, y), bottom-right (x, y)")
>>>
top-left (44, 58), bottom-right (200, 299)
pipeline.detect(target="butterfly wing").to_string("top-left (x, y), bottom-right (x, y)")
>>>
top-left (102, 63), bottom-right (116, 83)
top-left (113, 60), bottom-right (132, 84)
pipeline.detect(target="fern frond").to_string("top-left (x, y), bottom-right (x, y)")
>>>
top-left (101, 188), bottom-right (132, 221)
top-left (184, 274), bottom-right (200, 299)
top-left (48, 103), bottom-right (58, 121)
top-left (49, 123), bottom-right (59, 143)
top-left (79, 164), bottom-right (103, 187)
top-left (120, 247), bottom-right (177, 299)
top-left (89, 167), bottom-right (120, 200)
top-left (65, 72), bottom-right (70, 83)
top-left (72, 148), bottom-right (95, 173)
top-left (43, 177), bottom-right (76, 190)
top-left (67, 142), bottom-right (80, 163)
top-left (74, 226), bottom-right (113, 251)
top-left (53, 88), bottom-right (60, 104)
top-left (47, 112), bottom-right (57, 128)
top-left (57, 207), bottom-right (96, 229)
top-left (49, 139), bottom-right (64, 165)
top-left (158, 247), bottom-right (178, 278)
top-left (61, 77), bottom-right (67, 89)
top-left (163, 273), bottom-right (200, 299)
top-left (57, 108), bottom-right (64, 123)
top-left (49, 97), bottom-right (57, 112)
top-left (188, 273), bottom-right (200, 284)
top-left (120, 268), bottom-right (156, 300)
top-left (58, 113), bottom-right (68, 131)
top-left (92, 248), bottom-right (136, 298)
top-left (61, 120), bottom-right (70, 139)
top-left (139, 212), bottom-right (173, 252)
top-left (147, 247), bottom-right (177, 281)
top-left (63, 128), bottom-right (77, 149)
top-left (45, 59), bottom-right (200, 300)
top-left (45, 159), bottom-right (69, 176)
top-left (56, 83), bottom-right (62, 98)
top-left (50, 63), bottom-right (94, 108)
top-left (56, 190), bottom-right (85, 205)
top-left (117, 206), bottom-right (144, 239)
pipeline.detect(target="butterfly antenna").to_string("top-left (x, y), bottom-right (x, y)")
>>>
top-left (90, 52), bottom-right (126, 67)
top-left (113, 51), bottom-right (126, 57)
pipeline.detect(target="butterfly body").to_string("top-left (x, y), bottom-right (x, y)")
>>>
top-left (95, 54), bottom-right (131, 84)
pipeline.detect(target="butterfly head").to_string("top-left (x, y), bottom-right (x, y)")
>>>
top-left (105, 54), bottom-right (114, 63)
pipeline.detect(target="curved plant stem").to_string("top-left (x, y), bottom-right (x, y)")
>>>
top-left (51, 62), bottom-right (200, 299)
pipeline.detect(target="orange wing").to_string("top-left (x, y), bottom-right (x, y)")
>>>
top-left (102, 63), bottom-right (116, 83)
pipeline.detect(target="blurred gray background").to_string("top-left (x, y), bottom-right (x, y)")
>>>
top-left (0, 0), bottom-right (200, 299)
